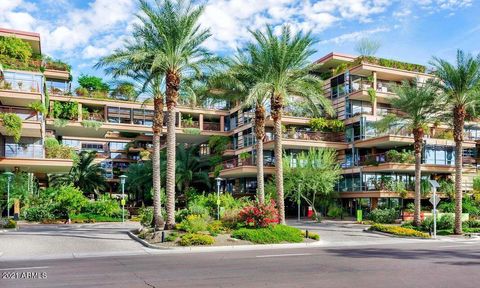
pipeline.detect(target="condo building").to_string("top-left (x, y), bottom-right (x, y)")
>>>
top-left (1, 28), bottom-right (478, 215)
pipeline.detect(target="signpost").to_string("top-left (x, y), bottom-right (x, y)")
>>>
top-left (119, 175), bottom-right (127, 223)
top-left (428, 180), bottom-right (440, 239)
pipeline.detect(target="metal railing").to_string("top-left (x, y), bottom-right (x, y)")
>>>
top-left (221, 157), bottom-right (275, 169)
top-left (203, 121), bottom-right (220, 131)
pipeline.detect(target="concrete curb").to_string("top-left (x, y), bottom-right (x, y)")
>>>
top-left (127, 230), bottom-right (324, 252)
top-left (127, 231), bottom-right (172, 250)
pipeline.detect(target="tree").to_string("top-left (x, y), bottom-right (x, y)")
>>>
top-left (374, 80), bottom-right (441, 226)
top-left (172, 144), bottom-right (211, 194)
top-left (208, 52), bottom-right (272, 203)
top-left (355, 38), bottom-right (381, 57)
top-left (95, 17), bottom-right (167, 230)
top-left (283, 148), bottom-right (341, 219)
top-left (244, 25), bottom-right (334, 223)
top-left (431, 50), bottom-right (480, 234)
top-left (136, 0), bottom-right (220, 229)
top-left (110, 82), bottom-right (140, 102)
top-left (50, 151), bottom-right (106, 196)
top-left (77, 74), bottom-right (110, 92)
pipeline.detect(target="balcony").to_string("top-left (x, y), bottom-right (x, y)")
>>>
top-left (0, 106), bottom-right (39, 121)
top-left (283, 131), bottom-right (343, 142)
top-left (203, 121), bottom-right (220, 131)
top-left (217, 157), bottom-right (275, 178)
top-left (0, 73), bottom-right (42, 106)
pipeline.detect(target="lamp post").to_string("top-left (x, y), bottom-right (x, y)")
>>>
top-left (215, 177), bottom-right (223, 220)
top-left (3, 172), bottom-right (14, 218)
top-left (119, 175), bottom-right (127, 223)
top-left (297, 181), bottom-right (302, 222)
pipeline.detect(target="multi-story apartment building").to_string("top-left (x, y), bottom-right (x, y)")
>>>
top-left (1, 28), bottom-right (478, 215)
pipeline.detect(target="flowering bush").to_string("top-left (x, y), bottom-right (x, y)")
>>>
top-left (238, 200), bottom-right (279, 228)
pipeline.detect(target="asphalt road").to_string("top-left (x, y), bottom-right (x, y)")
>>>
top-left (1, 239), bottom-right (479, 288)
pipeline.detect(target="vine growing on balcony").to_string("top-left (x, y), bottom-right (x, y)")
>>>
top-left (81, 120), bottom-right (103, 130)
top-left (0, 113), bottom-right (22, 142)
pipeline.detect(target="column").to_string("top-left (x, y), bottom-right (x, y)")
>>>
top-left (199, 114), bottom-right (204, 130)
top-left (372, 71), bottom-right (377, 116)
top-left (220, 115), bottom-right (225, 131)
top-left (78, 103), bottom-right (83, 121)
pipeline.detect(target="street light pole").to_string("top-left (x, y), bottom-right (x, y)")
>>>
top-left (215, 177), bottom-right (223, 220)
top-left (119, 175), bottom-right (127, 224)
top-left (297, 182), bottom-right (301, 222)
top-left (3, 172), bottom-right (14, 218)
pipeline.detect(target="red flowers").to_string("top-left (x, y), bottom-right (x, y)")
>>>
top-left (238, 200), bottom-right (279, 228)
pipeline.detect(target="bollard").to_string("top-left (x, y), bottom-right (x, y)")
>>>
top-left (161, 231), bottom-right (165, 243)
top-left (305, 230), bottom-right (309, 239)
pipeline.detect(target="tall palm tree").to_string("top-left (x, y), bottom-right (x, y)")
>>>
top-left (171, 144), bottom-right (211, 193)
top-left (431, 50), bottom-right (480, 234)
top-left (50, 151), bottom-right (106, 196)
top-left (245, 26), bottom-right (334, 223)
top-left (208, 53), bottom-right (271, 203)
top-left (375, 80), bottom-right (441, 226)
top-left (96, 40), bottom-right (166, 231)
top-left (136, 0), bottom-right (220, 229)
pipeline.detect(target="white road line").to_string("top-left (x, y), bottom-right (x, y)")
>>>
top-left (0, 266), bottom-right (49, 271)
top-left (256, 253), bottom-right (312, 258)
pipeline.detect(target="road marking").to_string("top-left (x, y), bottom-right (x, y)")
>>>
top-left (256, 253), bottom-right (312, 258)
top-left (0, 266), bottom-right (49, 271)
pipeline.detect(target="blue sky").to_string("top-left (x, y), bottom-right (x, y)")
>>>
top-left (1, 0), bottom-right (479, 85)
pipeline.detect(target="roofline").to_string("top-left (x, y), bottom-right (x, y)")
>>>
top-left (0, 28), bottom-right (40, 38)
top-left (315, 52), bottom-right (357, 64)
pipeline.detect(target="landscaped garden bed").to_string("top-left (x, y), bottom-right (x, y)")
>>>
top-left (133, 195), bottom-right (320, 247)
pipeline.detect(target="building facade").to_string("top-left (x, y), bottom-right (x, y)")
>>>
top-left (1, 28), bottom-right (478, 214)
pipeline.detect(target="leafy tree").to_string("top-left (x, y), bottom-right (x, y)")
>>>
top-left (0, 172), bottom-right (38, 212)
top-left (283, 148), bottom-right (341, 219)
top-left (50, 151), bottom-right (106, 196)
top-left (133, 0), bottom-right (221, 229)
top-left (77, 74), bottom-right (110, 92)
top-left (172, 144), bottom-right (211, 193)
top-left (241, 25), bottom-right (334, 223)
top-left (431, 50), bottom-right (480, 234)
top-left (374, 80), bottom-right (441, 226)
top-left (110, 82), bottom-right (140, 102)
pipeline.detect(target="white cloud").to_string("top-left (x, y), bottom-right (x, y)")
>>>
top-left (320, 27), bottom-right (390, 45)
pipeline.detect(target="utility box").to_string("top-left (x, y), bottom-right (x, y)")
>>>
top-left (356, 210), bottom-right (363, 222)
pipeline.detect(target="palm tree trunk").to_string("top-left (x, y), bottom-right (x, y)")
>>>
top-left (272, 93), bottom-right (285, 224)
top-left (152, 96), bottom-right (164, 230)
top-left (165, 70), bottom-right (180, 229)
top-left (453, 105), bottom-right (465, 235)
top-left (255, 105), bottom-right (266, 204)
top-left (412, 128), bottom-right (423, 227)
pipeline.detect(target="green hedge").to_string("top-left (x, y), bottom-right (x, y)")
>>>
top-left (232, 225), bottom-right (304, 244)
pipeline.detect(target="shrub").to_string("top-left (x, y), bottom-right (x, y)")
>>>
top-left (0, 36), bottom-right (33, 61)
top-left (207, 220), bottom-right (224, 236)
top-left (138, 206), bottom-right (153, 228)
top-left (221, 208), bottom-right (242, 229)
top-left (22, 205), bottom-right (55, 221)
top-left (75, 87), bottom-right (89, 96)
top-left (164, 231), bottom-right (179, 242)
top-left (70, 213), bottom-right (121, 223)
top-left (179, 233), bottom-right (215, 246)
top-left (421, 216), bottom-right (434, 231)
top-left (0, 113), bottom-right (22, 142)
top-left (232, 225), bottom-right (303, 244)
top-left (463, 220), bottom-right (480, 228)
top-left (54, 185), bottom-right (88, 215)
top-left (175, 208), bottom-right (189, 223)
top-left (301, 230), bottom-right (320, 240)
top-left (238, 200), bottom-right (279, 228)
top-left (369, 224), bottom-right (430, 238)
top-left (177, 214), bottom-right (210, 233)
top-left (368, 208), bottom-right (398, 224)
top-left (327, 205), bottom-right (343, 219)
top-left (437, 214), bottom-right (454, 230)
top-left (83, 196), bottom-right (122, 217)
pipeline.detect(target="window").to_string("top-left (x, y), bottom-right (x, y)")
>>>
top-left (81, 143), bottom-right (104, 151)
top-left (109, 142), bottom-right (128, 151)
top-left (107, 107), bottom-right (131, 124)
top-left (4, 137), bottom-right (43, 158)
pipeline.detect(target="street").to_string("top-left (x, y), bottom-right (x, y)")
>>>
top-left (1, 238), bottom-right (480, 288)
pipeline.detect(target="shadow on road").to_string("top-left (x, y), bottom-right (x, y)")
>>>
top-left (324, 247), bottom-right (480, 265)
